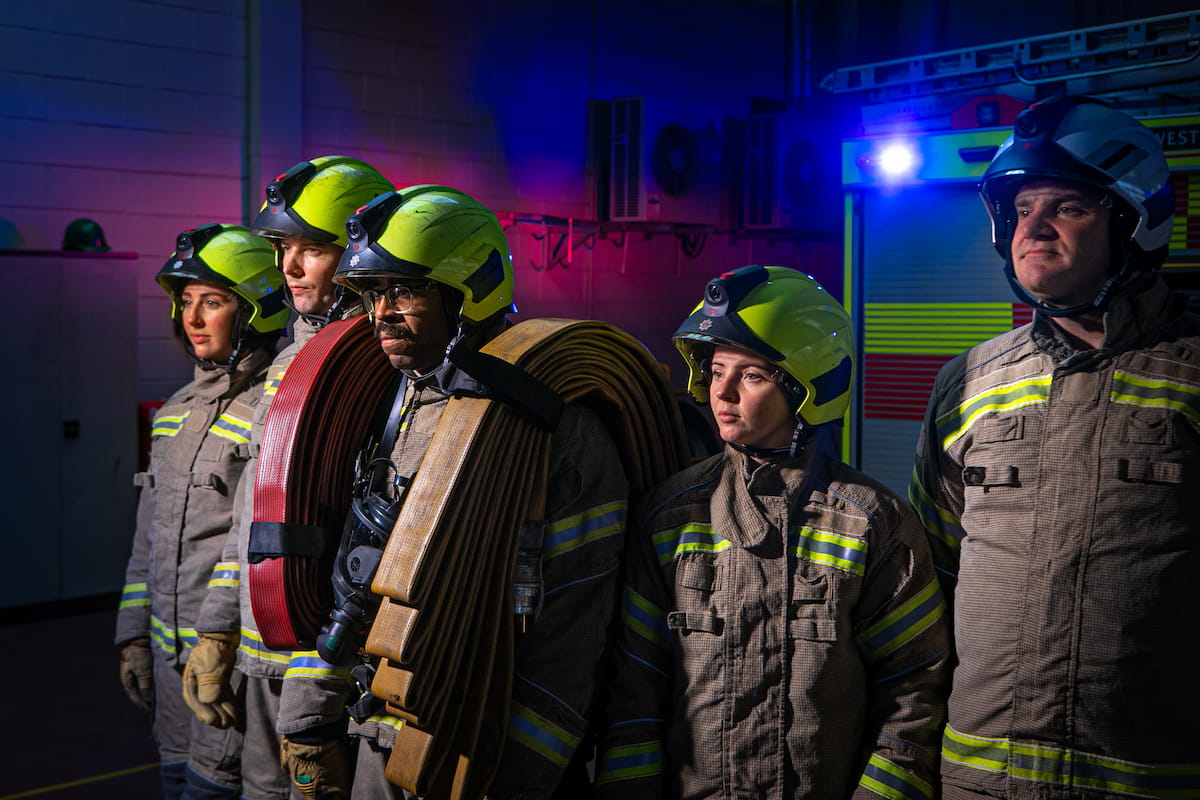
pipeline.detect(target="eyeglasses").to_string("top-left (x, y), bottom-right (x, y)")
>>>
top-left (361, 282), bottom-right (434, 315)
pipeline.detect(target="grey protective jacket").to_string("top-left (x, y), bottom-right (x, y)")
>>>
top-left (196, 315), bottom-right (325, 678)
top-left (116, 347), bottom-right (272, 665)
top-left (598, 443), bottom-right (951, 800)
top-left (276, 367), bottom-right (630, 800)
top-left (911, 278), bottom-right (1200, 799)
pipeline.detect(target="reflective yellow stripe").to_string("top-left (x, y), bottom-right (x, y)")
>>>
top-left (908, 469), bottom-right (965, 550)
top-left (508, 702), bottom-right (580, 768)
top-left (859, 753), bottom-right (933, 800)
top-left (788, 526), bottom-right (867, 575)
top-left (1111, 371), bottom-right (1200, 424)
top-left (209, 413), bottom-right (252, 444)
top-left (151, 412), bottom-right (189, 437)
top-left (937, 374), bottom-right (1052, 450)
top-left (856, 579), bottom-right (945, 664)
top-left (943, 725), bottom-right (1200, 797)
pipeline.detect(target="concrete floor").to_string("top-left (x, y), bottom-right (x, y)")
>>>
top-left (0, 599), bottom-right (161, 799)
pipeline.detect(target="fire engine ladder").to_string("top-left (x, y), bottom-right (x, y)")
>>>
top-left (820, 11), bottom-right (1200, 102)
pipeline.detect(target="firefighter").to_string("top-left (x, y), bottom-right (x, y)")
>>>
top-left (186, 157), bottom-right (394, 800)
top-left (597, 265), bottom-right (951, 799)
top-left (911, 96), bottom-right (1200, 798)
top-left (117, 224), bottom-right (288, 799)
top-left (272, 185), bottom-right (629, 799)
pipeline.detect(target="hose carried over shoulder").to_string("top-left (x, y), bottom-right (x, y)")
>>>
top-left (247, 316), bottom-right (395, 650)
top-left (365, 317), bottom-right (690, 799)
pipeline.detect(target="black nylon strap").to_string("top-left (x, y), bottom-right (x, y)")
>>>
top-left (248, 521), bottom-right (336, 562)
top-left (447, 339), bottom-right (564, 431)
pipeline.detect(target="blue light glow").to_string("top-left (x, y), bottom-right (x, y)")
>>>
top-left (878, 143), bottom-right (917, 176)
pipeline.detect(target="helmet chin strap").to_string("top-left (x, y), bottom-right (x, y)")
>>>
top-left (728, 417), bottom-right (810, 461)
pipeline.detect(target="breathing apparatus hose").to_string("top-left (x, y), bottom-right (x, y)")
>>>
top-left (364, 317), bottom-right (690, 799)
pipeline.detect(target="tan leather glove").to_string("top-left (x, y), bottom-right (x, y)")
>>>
top-left (182, 631), bottom-right (240, 728)
top-left (280, 736), bottom-right (352, 799)
top-left (119, 637), bottom-right (154, 712)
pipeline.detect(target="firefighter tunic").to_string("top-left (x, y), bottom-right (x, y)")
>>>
top-left (116, 346), bottom-right (271, 778)
top-left (598, 443), bottom-right (951, 800)
top-left (276, 366), bottom-right (630, 799)
top-left (195, 314), bottom-right (327, 799)
top-left (911, 278), bottom-right (1200, 799)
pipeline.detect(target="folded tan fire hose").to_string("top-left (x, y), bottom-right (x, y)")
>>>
top-left (248, 317), bottom-right (396, 649)
top-left (365, 317), bottom-right (690, 799)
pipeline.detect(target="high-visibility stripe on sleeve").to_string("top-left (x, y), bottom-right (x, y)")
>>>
top-left (942, 725), bottom-right (1200, 797)
top-left (283, 651), bottom-right (352, 680)
top-left (936, 374), bottom-right (1051, 451)
top-left (543, 501), bottom-right (627, 560)
top-left (909, 470), bottom-right (965, 550)
top-left (151, 412), bottom-right (189, 438)
top-left (788, 526), bottom-right (868, 576)
top-left (859, 753), bottom-right (933, 800)
top-left (263, 366), bottom-right (286, 398)
top-left (622, 585), bottom-right (671, 651)
top-left (856, 579), bottom-right (945, 664)
top-left (150, 615), bottom-right (176, 655)
top-left (238, 627), bottom-right (291, 665)
top-left (207, 561), bottom-right (239, 589)
top-left (596, 741), bottom-right (664, 784)
top-left (364, 712), bottom-right (406, 732)
top-left (119, 582), bottom-right (150, 609)
top-left (209, 413), bottom-right (252, 444)
top-left (508, 702), bottom-right (581, 768)
top-left (1110, 371), bottom-right (1200, 424)
top-left (652, 523), bottom-right (730, 566)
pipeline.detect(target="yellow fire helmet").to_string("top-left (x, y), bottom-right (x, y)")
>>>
top-left (157, 223), bottom-right (288, 342)
top-left (250, 156), bottom-right (394, 248)
top-left (333, 184), bottom-right (515, 324)
top-left (673, 265), bottom-right (855, 427)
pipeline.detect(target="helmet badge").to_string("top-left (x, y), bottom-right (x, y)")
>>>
top-left (698, 319), bottom-right (713, 331)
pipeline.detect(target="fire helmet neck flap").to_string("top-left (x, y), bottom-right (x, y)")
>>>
top-left (157, 223), bottom-right (288, 370)
top-left (333, 184), bottom-right (516, 328)
top-left (673, 265), bottom-right (855, 430)
top-left (980, 95), bottom-right (1174, 318)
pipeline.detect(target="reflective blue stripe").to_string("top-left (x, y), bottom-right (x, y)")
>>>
top-left (597, 741), bottom-right (664, 784)
top-left (787, 526), bottom-right (868, 575)
top-left (908, 470), bottom-right (965, 550)
top-left (856, 579), bottom-right (945, 664)
top-left (283, 651), bottom-right (351, 680)
top-left (150, 615), bottom-right (176, 654)
top-left (652, 523), bottom-right (730, 566)
top-left (207, 561), bottom-right (239, 589)
top-left (239, 628), bottom-right (290, 665)
top-left (209, 413), bottom-right (252, 444)
top-left (508, 702), bottom-right (580, 768)
top-left (859, 753), bottom-right (933, 800)
top-left (151, 412), bottom-right (189, 437)
top-left (543, 502), bottom-right (627, 560)
top-left (621, 585), bottom-right (671, 651)
top-left (943, 725), bottom-right (1200, 797)
top-left (1111, 370), bottom-right (1200, 423)
top-left (119, 582), bottom-right (150, 609)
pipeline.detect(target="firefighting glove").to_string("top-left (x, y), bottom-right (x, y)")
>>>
top-left (119, 637), bottom-right (154, 712)
top-left (279, 736), bottom-right (352, 799)
top-left (182, 631), bottom-right (241, 729)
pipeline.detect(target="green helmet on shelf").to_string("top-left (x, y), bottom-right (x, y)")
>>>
top-left (674, 265), bottom-right (855, 427)
top-left (62, 218), bottom-right (111, 252)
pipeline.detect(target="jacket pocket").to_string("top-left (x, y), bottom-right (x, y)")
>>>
top-left (789, 573), bottom-right (836, 642)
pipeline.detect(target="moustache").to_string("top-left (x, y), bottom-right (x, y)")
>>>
top-left (375, 322), bottom-right (414, 341)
